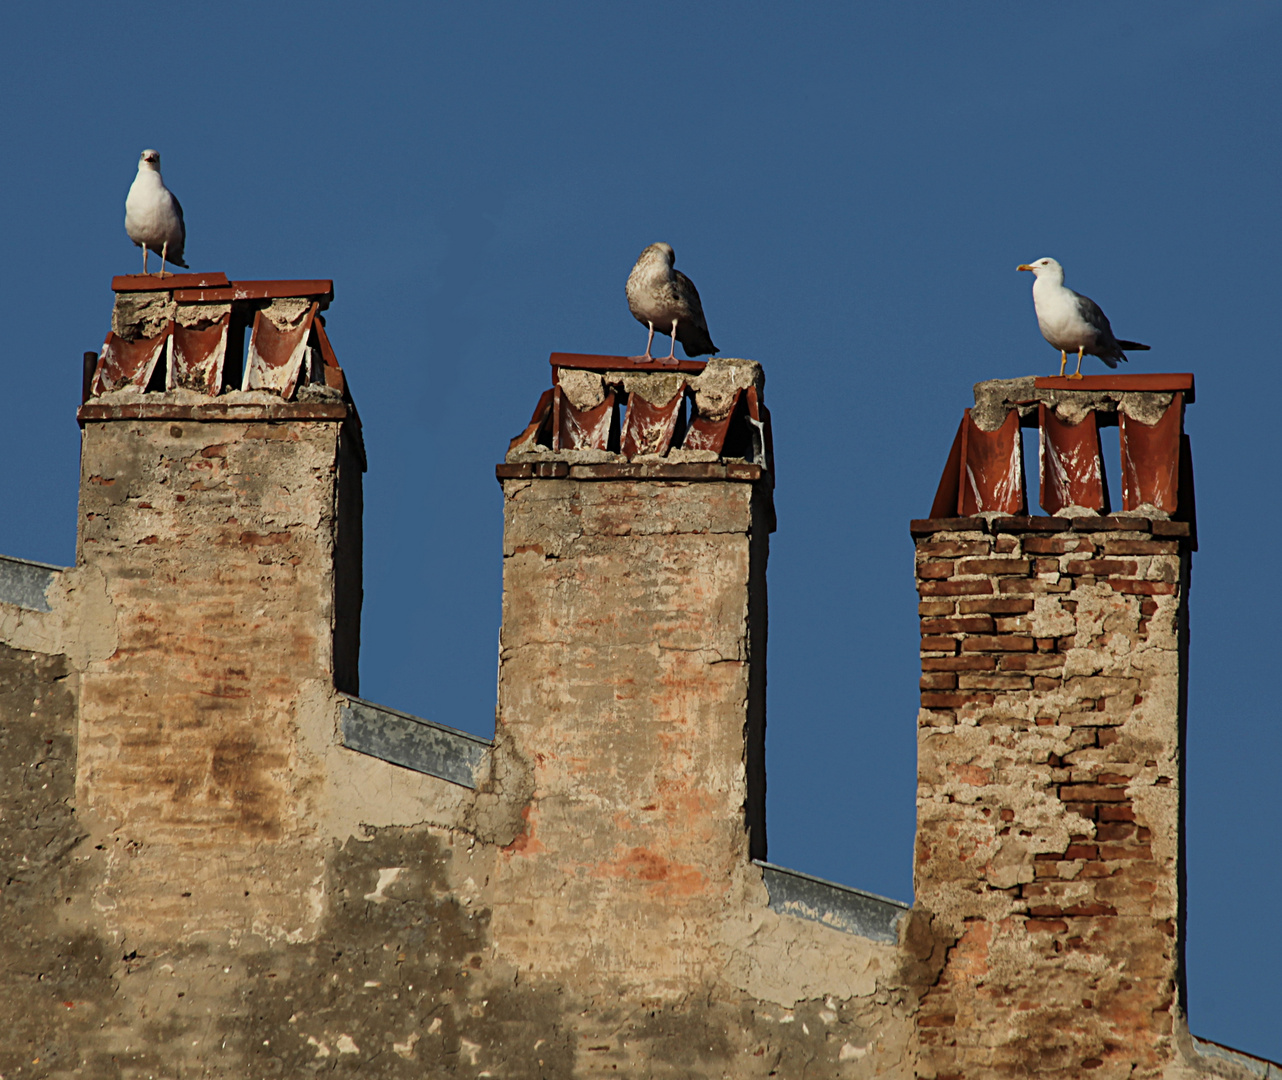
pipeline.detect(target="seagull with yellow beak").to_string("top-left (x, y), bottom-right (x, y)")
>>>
top-left (1017, 257), bottom-right (1149, 378)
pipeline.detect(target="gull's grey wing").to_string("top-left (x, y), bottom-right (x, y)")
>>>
top-left (1071, 291), bottom-right (1115, 339)
top-left (168, 191), bottom-right (188, 266)
top-left (1072, 289), bottom-right (1133, 366)
top-left (676, 266), bottom-right (707, 318)
top-left (673, 269), bottom-right (718, 356)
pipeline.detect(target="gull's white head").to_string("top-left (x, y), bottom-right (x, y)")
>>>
top-left (138, 149), bottom-right (162, 172)
top-left (1017, 257), bottom-right (1063, 282)
top-left (640, 242), bottom-right (676, 266)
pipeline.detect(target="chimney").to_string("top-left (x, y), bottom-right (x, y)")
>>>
top-left (75, 273), bottom-right (363, 942)
top-left (480, 353), bottom-right (773, 994)
top-left (911, 374), bottom-right (1195, 1079)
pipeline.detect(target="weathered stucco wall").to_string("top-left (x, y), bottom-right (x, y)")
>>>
top-left (0, 396), bottom-right (929, 1077)
top-left (465, 470), bottom-right (926, 1075)
top-left (0, 330), bottom-right (1263, 1078)
top-left (485, 475), bottom-right (765, 993)
top-left (74, 415), bottom-right (358, 945)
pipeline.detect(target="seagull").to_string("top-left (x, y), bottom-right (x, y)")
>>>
top-left (625, 242), bottom-right (718, 364)
top-left (1017, 257), bottom-right (1148, 378)
top-left (125, 149), bottom-right (187, 276)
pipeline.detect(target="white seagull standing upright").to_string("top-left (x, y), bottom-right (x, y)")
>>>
top-left (125, 149), bottom-right (187, 276)
top-left (1017, 257), bottom-right (1148, 379)
top-left (625, 242), bottom-right (718, 364)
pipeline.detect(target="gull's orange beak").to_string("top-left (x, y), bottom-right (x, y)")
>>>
top-left (1017, 264), bottom-right (1033, 272)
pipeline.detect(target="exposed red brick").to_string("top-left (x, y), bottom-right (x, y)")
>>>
top-left (1071, 516), bottom-right (1149, 532)
top-left (921, 636), bottom-right (959, 654)
top-left (919, 600), bottom-right (956, 617)
top-left (1000, 578), bottom-right (1070, 594)
top-left (998, 654), bottom-right (1063, 671)
top-left (961, 636), bottom-right (1035, 653)
top-left (1065, 844), bottom-right (1099, 860)
top-left (1022, 537), bottom-right (1094, 554)
top-left (921, 655), bottom-right (998, 672)
top-left (919, 579), bottom-right (995, 596)
top-left (1098, 540), bottom-right (1179, 555)
top-left (1064, 902), bottom-right (1117, 917)
top-left (917, 560), bottom-right (955, 579)
top-left (958, 674), bottom-right (1032, 691)
top-left (918, 1014), bottom-right (957, 1027)
top-left (1025, 919), bottom-right (1069, 933)
top-left (957, 558), bottom-right (1032, 576)
top-left (921, 672), bottom-right (957, 691)
top-left (910, 517), bottom-right (988, 536)
top-left (916, 540), bottom-right (991, 558)
top-left (1095, 772), bottom-right (1132, 785)
top-left (1033, 558), bottom-right (1060, 574)
top-left (993, 616), bottom-right (1031, 633)
top-left (1095, 823), bottom-right (1135, 842)
top-left (1150, 519), bottom-right (1191, 537)
top-left (922, 616), bottom-right (995, 634)
top-left (992, 516), bottom-right (1072, 533)
top-left (1066, 559), bottom-right (1139, 576)
top-left (959, 597), bottom-right (1034, 615)
top-left (1060, 785), bottom-right (1129, 802)
top-left (1100, 844), bottom-right (1153, 861)
top-left (921, 691), bottom-right (995, 708)
top-left (994, 536), bottom-right (1018, 553)
top-left (1033, 677), bottom-right (1062, 691)
top-left (1107, 580), bottom-right (1178, 595)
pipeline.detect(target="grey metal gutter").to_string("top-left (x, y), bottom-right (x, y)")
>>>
top-left (1193, 1036), bottom-right (1282, 1079)
top-left (754, 859), bottom-right (910, 943)
top-left (0, 553), bottom-right (65, 613)
top-left (339, 695), bottom-right (491, 789)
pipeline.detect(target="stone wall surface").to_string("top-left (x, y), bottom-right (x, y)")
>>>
top-left (74, 416), bottom-right (353, 945)
top-left (0, 411), bottom-right (929, 1077)
top-left (911, 515), bottom-right (1196, 1080)
top-left (0, 341), bottom-right (1262, 1079)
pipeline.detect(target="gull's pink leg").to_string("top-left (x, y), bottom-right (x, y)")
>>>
top-left (142, 245), bottom-right (150, 275)
top-left (159, 241), bottom-right (169, 278)
top-left (631, 322), bottom-right (657, 365)
top-left (661, 319), bottom-right (679, 365)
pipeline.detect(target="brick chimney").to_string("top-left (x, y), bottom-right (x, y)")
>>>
top-left (911, 375), bottom-right (1195, 1079)
top-left (74, 273), bottom-right (363, 942)
top-left (480, 353), bottom-right (773, 996)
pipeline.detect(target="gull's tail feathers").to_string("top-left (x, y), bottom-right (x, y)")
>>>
top-left (677, 326), bottom-right (719, 358)
top-left (1117, 340), bottom-right (1149, 351)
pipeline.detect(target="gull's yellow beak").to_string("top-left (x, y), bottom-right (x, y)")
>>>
top-left (1017, 264), bottom-right (1033, 272)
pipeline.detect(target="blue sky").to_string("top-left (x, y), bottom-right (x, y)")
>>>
top-left (2, 1), bottom-right (1279, 1061)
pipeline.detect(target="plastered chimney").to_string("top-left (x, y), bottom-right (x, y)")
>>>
top-left (74, 274), bottom-right (363, 943)
top-left (479, 354), bottom-right (773, 996)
